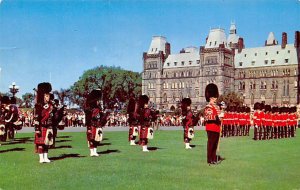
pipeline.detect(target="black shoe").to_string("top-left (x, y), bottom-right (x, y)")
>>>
top-left (208, 162), bottom-right (218, 166)
top-left (217, 155), bottom-right (225, 161)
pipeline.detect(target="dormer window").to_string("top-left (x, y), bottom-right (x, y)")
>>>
top-left (155, 48), bottom-right (157, 52)
top-left (239, 62), bottom-right (243, 66)
top-left (167, 63), bottom-right (170, 66)
top-left (197, 60), bottom-right (200, 64)
top-left (189, 61), bottom-right (192, 65)
top-left (288, 50), bottom-right (290, 53)
top-left (255, 53), bottom-right (257, 56)
top-left (214, 41), bottom-right (217, 45)
top-left (265, 60), bottom-right (268, 65)
top-left (251, 61), bottom-right (255, 66)
top-left (285, 59), bottom-right (289, 63)
top-left (271, 60), bottom-right (275, 64)
top-left (174, 62), bottom-right (177, 66)
top-left (265, 52), bottom-right (268, 55)
top-left (276, 51), bottom-right (279, 54)
top-left (244, 54), bottom-right (247, 57)
top-left (210, 42), bottom-right (212, 46)
top-left (181, 61), bottom-right (184, 65)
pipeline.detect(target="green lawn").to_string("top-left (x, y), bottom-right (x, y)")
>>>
top-left (0, 130), bottom-right (299, 190)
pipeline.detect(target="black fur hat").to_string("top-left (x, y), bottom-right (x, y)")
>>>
top-left (86, 89), bottom-right (102, 106)
top-left (138, 95), bottom-right (149, 108)
top-left (127, 97), bottom-right (136, 113)
top-left (271, 106), bottom-right (278, 113)
top-left (245, 107), bottom-right (251, 113)
top-left (205, 83), bottom-right (219, 102)
top-left (253, 102), bottom-right (261, 110)
top-left (1, 96), bottom-right (10, 104)
top-left (181, 98), bottom-right (191, 111)
top-left (264, 105), bottom-right (271, 112)
top-left (37, 82), bottom-right (52, 104)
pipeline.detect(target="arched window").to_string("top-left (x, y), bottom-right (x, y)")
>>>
top-left (163, 93), bottom-right (167, 103)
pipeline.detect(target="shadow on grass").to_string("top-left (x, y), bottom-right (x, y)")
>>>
top-left (52, 145), bottom-right (73, 149)
top-left (0, 147), bottom-right (25, 153)
top-left (50, 153), bottom-right (86, 161)
top-left (57, 136), bottom-right (72, 139)
top-left (148, 147), bottom-right (162, 151)
top-left (99, 143), bottom-right (111, 146)
top-left (98, 149), bottom-right (121, 155)
top-left (55, 140), bottom-right (72, 143)
top-left (190, 145), bottom-right (197, 148)
top-left (1, 137), bottom-right (34, 145)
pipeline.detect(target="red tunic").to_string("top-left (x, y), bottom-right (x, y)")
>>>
top-left (264, 113), bottom-right (272, 126)
top-left (204, 103), bottom-right (221, 133)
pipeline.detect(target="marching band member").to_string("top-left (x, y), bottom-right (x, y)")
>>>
top-left (85, 89), bottom-right (108, 157)
top-left (34, 82), bottom-right (55, 163)
top-left (181, 98), bottom-right (197, 149)
top-left (204, 83), bottom-right (224, 165)
top-left (127, 94), bottom-right (139, 146)
top-left (137, 95), bottom-right (154, 152)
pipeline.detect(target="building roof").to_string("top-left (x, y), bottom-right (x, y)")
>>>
top-left (205, 28), bottom-right (228, 48)
top-left (235, 44), bottom-right (297, 68)
top-left (266, 32), bottom-right (278, 45)
top-left (148, 36), bottom-right (167, 54)
top-left (163, 48), bottom-right (200, 69)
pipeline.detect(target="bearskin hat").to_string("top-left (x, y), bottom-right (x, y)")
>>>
top-left (245, 107), bottom-right (251, 113)
top-left (10, 97), bottom-right (16, 104)
top-left (253, 102), bottom-right (261, 110)
top-left (138, 95), bottom-right (149, 108)
top-left (264, 105), bottom-right (271, 112)
top-left (1, 96), bottom-right (10, 104)
top-left (181, 98), bottom-right (191, 112)
top-left (205, 83), bottom-right (219, 102)
top-left (271, 106), bottom-right (278, 113)
top-left (36, 82), bottom-right (52, 104)
top-left (86, 89), bottom-right (102, 106)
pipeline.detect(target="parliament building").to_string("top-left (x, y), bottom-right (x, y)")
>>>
top-left (142, 23), bottom-right (300, 110)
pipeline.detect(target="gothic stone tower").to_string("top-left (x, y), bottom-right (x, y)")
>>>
top-left (142, 36), bottom-right (170, 107)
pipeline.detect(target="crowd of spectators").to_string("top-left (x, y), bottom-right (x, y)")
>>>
top-left (18, 110), bottom-right (205, 128)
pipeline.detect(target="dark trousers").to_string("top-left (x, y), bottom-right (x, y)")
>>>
top-left (207, 131), bottom-right (220, 163)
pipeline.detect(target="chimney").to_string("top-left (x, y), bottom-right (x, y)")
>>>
top-left (143, 52), bottom-right (147, 61)
top-left (295, 31), bottom-right (300, 48)
top-left (282, 32), bottom-right (287, 49)
top-left (238, 37), bottom-right (244, 53)
top-left (165, 42), bottom-right (171, 57)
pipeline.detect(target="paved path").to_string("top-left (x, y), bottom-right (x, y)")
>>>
top-left (18, 126), bottom-right (205, 133)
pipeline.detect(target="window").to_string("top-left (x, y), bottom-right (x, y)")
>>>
top-left (181, 61), bottom-right (184, 66)
top-left (214, 41), bottom-right (217, 45)
top-left (174, 62), bottom-right (177, 66)
top-left (276, 51), bottom-right (279, 54)
top-left (251, 61), bottom-right (255, 66)
top-left (189, 61), bottom-right (192, 65)
top-left (239, 62), bottom-right (243, 66)
top-left (167, 63), bottom-right (170, 66)
top-left (197, 60), bottom-right (200, 64)
top-left (244, 54), bottom-right (247, 57)
top-left (255, 53), bottom-right (257, 56)
top-left (271, 60), bottom-right (275, 64)
top-left (295, 81), bottom-right (298, 88)
top-left (265, 52), bottom-right (268, 55)
top-left (288, 50), bottom-right (290, 53)
top-left (285, 59), bottom-right (289, 63)
top-left (265, 60), bottom-right (268, 65)
top-left (210, 42), bottom-right (212, 46)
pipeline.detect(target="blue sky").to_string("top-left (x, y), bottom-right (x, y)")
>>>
top-left (0, 0), bottom-right (299, 97)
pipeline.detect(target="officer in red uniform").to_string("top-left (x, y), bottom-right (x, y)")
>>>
top-left (204, 83), bottom-right (224, 165)
top-left (181, 98), bottom-right (198, 149)
top-left (137, 95), bottom-right (154, 152)
top-left (85, 89), bottom-right (108, 157)
top-left (245, 107), bottom-right (251, 136)
top-left (34, 82), bottom-right (56, 163)
top-left (127, 94), bottom-right (139, 146)
top-left (222, 107), bottom-right (229, 137)
top-left (264, 105), bottom-right (272, 140)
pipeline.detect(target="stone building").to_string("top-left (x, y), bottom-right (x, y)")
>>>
top-left (142, 23), bottom-right (300, 110)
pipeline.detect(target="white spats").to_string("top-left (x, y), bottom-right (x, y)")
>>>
top-left (185, 143), bottom-right (192, 149)
top-left (39, 154), bottom-right (44, 163)
top-left (130, 140), bottom-right (136, 146)
top-left (93, 148), bottom-right (99, 157)
top-left (43, 153), bottom-right (51, 163)
top-left (90, 148), bottom-right (99, 157)
top-left (142, 145), bottom-right (149, 152)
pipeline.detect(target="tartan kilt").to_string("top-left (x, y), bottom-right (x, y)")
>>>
top-left (34, 127), bottom-right (48, 145)
top-left (87, 126), bottom-right (97, 141)
top-left (139, 126), bottom-right (148, 139)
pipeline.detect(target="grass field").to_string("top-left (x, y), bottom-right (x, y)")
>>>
top-left (0, 129), bottom-right (300, 190)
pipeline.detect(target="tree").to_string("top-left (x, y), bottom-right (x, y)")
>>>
top-left (70, 65), bottom-right (142, 109)
top-left (22, 92), bottom-right (34, 108)
top-left (218, 92), bottom-right (243, 108)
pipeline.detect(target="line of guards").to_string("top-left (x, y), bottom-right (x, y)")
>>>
top-left (221, 103), bottom-right (298, 140)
